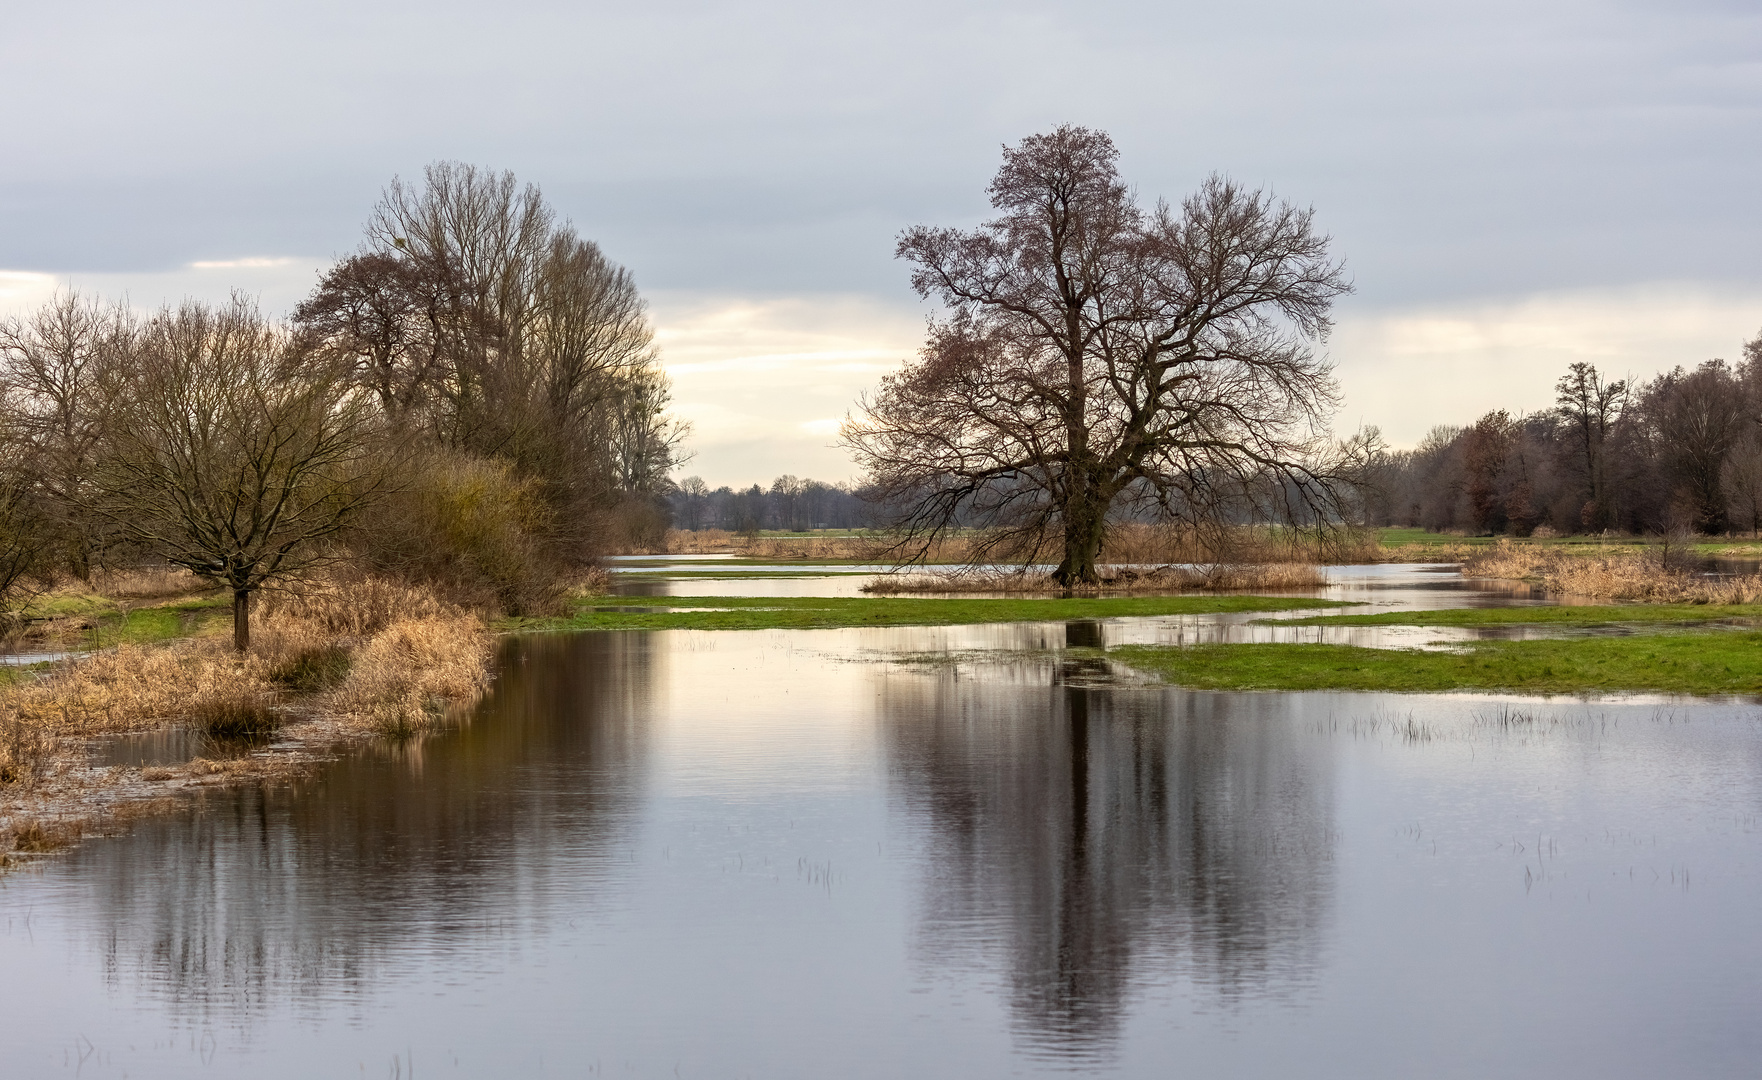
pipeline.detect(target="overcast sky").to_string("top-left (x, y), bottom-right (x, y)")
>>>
top-left (5, 0), bottom-right (1760, 485)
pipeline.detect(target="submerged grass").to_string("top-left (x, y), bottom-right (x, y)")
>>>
top-left (1265, 604), bottom-right (1762, 628)
top-left (516, 594), bottom-right (1356, 633)
top-left (1113, 629), bottom-right (1762, 696)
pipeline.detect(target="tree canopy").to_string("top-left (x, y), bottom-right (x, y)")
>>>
top-left (844, 126), bottom-right (1359, 584)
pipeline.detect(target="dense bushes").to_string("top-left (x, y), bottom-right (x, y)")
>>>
top-left (349, 448), bottom-right (566, 615)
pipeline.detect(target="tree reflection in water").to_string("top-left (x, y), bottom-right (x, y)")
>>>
top-left (883, 635), bottom-right (1335, 1061)
top-left (82, 632), bottom-right (657, 1021)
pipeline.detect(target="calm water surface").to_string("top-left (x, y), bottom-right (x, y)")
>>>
top-left (2, 571), bottom-right (1760, 1077)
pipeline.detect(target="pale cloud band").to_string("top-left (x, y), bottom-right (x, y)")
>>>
top-left (1332, 285), bottom-right (1762, 447)
top-left (4, 265), bottom-right (1758, 485)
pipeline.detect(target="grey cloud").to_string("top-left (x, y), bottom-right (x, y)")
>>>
top-left (3, 0), bottom-right (1759, 306)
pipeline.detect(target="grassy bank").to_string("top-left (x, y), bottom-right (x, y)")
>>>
top-left (512, 594), bottom-right (1355, 633)
top-left (1266, 603), bottom-right (1762, 628)
top-left (6, 572), bottom-right (233, 651)
top-left (1112, 630), bottom-right (1762, 696)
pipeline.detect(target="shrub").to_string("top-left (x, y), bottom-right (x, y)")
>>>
top-left (350, 447), bottom-right (567, 615)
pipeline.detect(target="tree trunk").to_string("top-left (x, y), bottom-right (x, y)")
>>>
top-left (1053, 495), bottom-right (1106, 587)
top-left (233, 589), bottom-right (251, 652)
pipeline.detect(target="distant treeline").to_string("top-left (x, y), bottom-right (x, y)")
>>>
top-left (1369, 332), bottom-right (1762, 536)
top-left (671, 476), bottom-right (871, 532)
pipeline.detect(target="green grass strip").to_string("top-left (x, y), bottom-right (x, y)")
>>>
top-left (612, 569), bottom-right (882, 579)
top-left (1266, 603), bottom-right (1762, 628)
top-left (509, 594), bottom-right (1354, 633)
top-left (1113, 630), bottom-right (1762, 695)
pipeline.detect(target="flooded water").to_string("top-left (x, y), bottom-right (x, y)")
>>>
top-left (3, 570), bottom-right (1761, 1077)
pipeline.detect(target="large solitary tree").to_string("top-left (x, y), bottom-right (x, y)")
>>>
top-left (843, 126), bottom-right (1357, 585)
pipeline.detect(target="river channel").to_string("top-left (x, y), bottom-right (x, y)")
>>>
top-left (1, 566), bottom-right (1759, 1077)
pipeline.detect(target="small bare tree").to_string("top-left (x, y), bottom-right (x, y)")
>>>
top-left (844, 127), bottom-right (1357, 585)
top-left (1554, 362), bottom-right (1627, 531)
top-left (98, 298), bottom-right (379, 650)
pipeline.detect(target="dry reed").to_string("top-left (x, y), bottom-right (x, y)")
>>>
top-left (1462, 539), bottom-right (1762, 603)
top-left (4, 640), bottom-right (272, 737)
top-left (324, 615), bottom-right (492, 737)
top-left (655, 523), bottom-right (1386, 566)
top-left (88, 566), bottom-right (207, 600)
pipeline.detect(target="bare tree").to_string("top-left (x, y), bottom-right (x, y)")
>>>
top-left (844, 127), bottom-right (1356, 585)
top-left (606, 365), bottom-right (691, 496)
top-left (0, 291), bottom-right (133, 575)
top-left (298, 162), bottom-right (686, 551)
top-left (291, 252), bottom-right (449, 418)
top-left (0, 456), bottom-right (49, 627)
top-left (1641, 360), bottom-right (1746, 534)
top-left (1722, 430), bottom-right (1762, 536)
top-left (98, 298), bottom-right (379, 650)
top-left (1554, 362), bottom-right (1627, 531)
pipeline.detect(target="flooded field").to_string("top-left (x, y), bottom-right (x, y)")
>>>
top-left (2, 568), bottom-right (1759, 1077)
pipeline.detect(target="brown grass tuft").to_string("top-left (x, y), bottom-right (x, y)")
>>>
top-left (185, 694), bottom-right (282, 740)
top-left (260, 571), bottom-right (458, 637)
top-left (13, 819), bottom-right (80, 853)
top-left (5, 641), bottom-right (271, 737)
top-left (0, 713), bottom-right (55, 786)
top-left (325, 614), bottom-right (492, 737)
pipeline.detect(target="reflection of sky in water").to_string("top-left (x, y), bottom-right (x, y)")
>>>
top-left (0, 576), bottom-right (1759, 1077)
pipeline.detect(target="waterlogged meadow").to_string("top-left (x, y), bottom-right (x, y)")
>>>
top-left (0, 564), bottom-right (1759, 1078)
